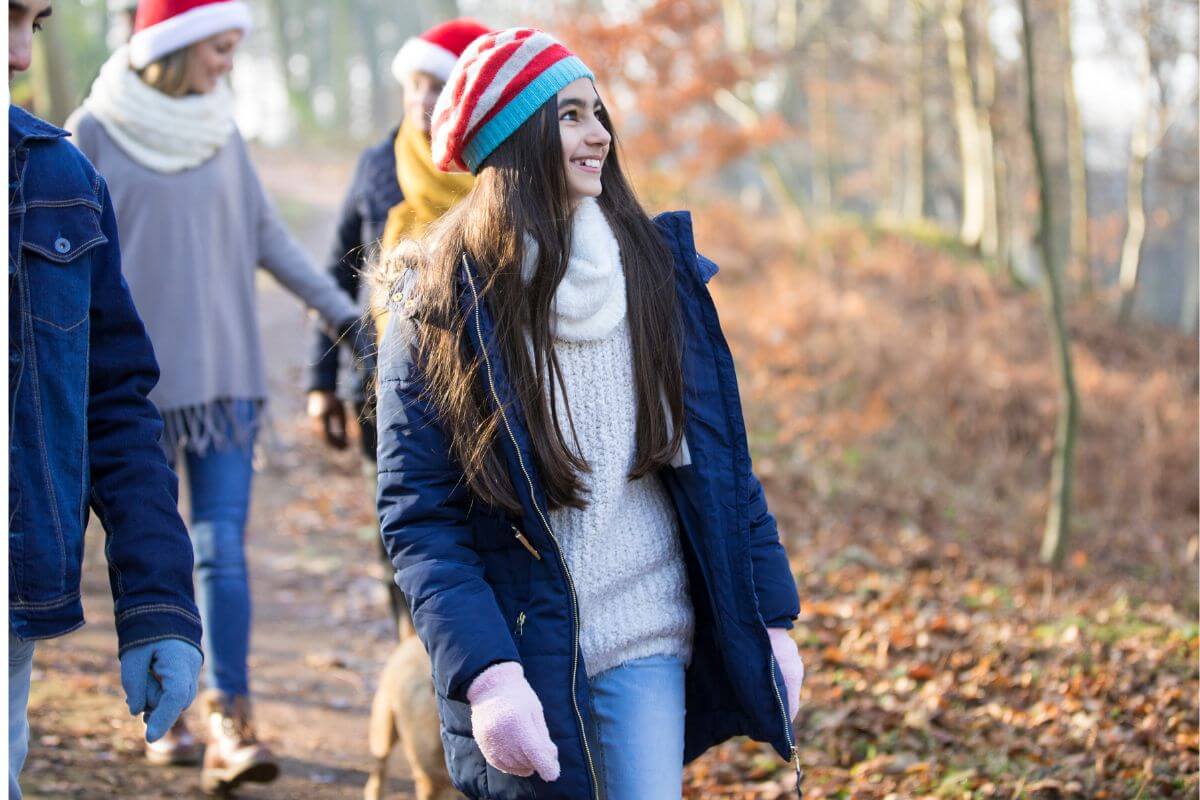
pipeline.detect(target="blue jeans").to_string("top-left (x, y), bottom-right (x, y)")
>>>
top-left (587, 655), bottom-right (686, 799)
top-left (9, 632), bottom-right (35, 800)
top-left (169, 404), bottom-right (257, 698)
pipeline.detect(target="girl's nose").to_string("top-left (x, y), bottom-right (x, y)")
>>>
top-left (587, 122), bottom-right (611, 146)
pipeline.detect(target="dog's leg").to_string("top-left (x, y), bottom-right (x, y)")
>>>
top-left (364, 679), bottom-right (399, 800)
top-left (397, 610), bottom-right (416, 642)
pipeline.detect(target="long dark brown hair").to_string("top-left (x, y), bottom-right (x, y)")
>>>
top-left (400, 92), bottom-right (684, 514)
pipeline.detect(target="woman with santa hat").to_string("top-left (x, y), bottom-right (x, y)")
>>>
top-left (67, 0), bottom-right (368, 792)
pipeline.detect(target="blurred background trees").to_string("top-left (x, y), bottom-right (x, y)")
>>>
top-left (14, 0), bottom-right (1196, 333)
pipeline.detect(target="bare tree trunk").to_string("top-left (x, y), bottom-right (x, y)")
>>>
top-left (1019, 0), bottom-right (1081, 569)
top-left (943, 0), bottom-right (986, 248)
top-left (810, 36), bottom-right (836, 210)
top-left (332, 1), bottom-right (353, 132)
top-left (995, 141), bottom-right (1017, 278)
top-left (902, 0), bottom-right (927, 221)
top-left (1117, 28), bottom-right (1154, 325)
top-left (721, 0), bottom-right (751, 51)
top-left (353, 0), bottom-right (391, 132)
top-left (1059, 0), bottom-right (1092, 294)
top-left (268, 0), bottom-right (318, 134)
top-left (778, 0), bottom-right (800, 48)
top-left (1117, 127), bottom-right (1150, 324)
top-left (1181, 258), bottom-right (1199, 334)
top-left (971, 0), bottom-right (1000, 258)
top-left (713, 89), bottom-right (807, 220)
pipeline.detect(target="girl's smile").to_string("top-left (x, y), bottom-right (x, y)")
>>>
top-left (570, 156), bottom-right (605, 174)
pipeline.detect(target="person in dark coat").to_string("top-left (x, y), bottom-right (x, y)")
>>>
top-left (306, 18), bottom-right (489, 625)
top-left (374, 28), bottom-right (806, 800)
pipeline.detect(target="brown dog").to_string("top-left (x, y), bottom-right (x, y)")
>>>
top-left (363, 622), bottom-right (459, 800)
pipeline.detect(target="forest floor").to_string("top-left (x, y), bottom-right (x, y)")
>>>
top-left (20, 147), bottom-right (1198, 800)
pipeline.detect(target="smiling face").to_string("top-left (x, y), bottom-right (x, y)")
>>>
top-left (9, 0), bottom-right (52, 82)
top-left (403, 70), bottom-right (445, 135)
top-left (183, 28), bottom-right (242, 94)
top-left (557, 77), bottom-right (611, 206)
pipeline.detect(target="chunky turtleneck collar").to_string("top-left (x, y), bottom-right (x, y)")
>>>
top-left (522, 197), bottom-right (626, 342)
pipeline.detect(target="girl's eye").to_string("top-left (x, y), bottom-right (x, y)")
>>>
top-left (560, 110), bottom-right (578, 122)
top-left (33, 23), bottom-right (43, 32)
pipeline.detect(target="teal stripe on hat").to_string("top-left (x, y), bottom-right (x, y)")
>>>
top-left (462, 55), bottom-right (595, 174)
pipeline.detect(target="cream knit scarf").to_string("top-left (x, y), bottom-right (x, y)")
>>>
top-left (522, 197), bottom-right (626, 342)
top-left (82, 46), bottom-right (236, 174)
top-left (523, 197), bottom-right (693, 466)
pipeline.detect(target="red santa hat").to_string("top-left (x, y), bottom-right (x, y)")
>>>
top-left (128, 0), bottom-right (252, 70)
top-left (391, 18), bottom-right (492, 85)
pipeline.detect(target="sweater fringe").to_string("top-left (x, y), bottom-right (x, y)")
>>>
top-left (159, 398), bottom-right (268, 457)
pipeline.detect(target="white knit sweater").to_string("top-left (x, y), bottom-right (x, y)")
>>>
top-left (537, 199), bottom-right (694, 678)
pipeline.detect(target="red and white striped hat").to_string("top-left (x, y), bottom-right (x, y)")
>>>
top-left (128, 0), bottom-right (252, 70)
top-left (430, 28), bottom-right (594, 175)
top-left (391, 18), bottom-right (491, 85)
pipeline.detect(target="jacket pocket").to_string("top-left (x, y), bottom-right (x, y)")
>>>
top-left (21, 202), bottom-right (104, 333)
top-left (473, 516), bottom-right (535, 632)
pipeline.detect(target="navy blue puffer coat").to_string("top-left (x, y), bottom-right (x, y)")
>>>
top-left (376, 211), bottom-right (802, 800)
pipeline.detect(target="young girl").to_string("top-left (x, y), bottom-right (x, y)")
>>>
top-left (67, 0), bottom-right (366, 792)
top-left (375, 28), bottom-right (806, 800)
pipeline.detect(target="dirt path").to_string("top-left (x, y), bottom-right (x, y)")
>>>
top-left (23, 148), bottom-right (413, 800)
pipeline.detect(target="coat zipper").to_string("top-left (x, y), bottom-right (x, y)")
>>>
top-left (769, 651), bottom-right (804, 797)
top-left (463, 259), bottom-right (601, 800)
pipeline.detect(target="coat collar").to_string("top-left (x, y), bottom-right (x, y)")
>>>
top-left (9, 105), bottom-right (69, 150)
top-left (453, 209), bottom-right (718, 295)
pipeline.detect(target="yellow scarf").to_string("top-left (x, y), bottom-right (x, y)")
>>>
top-left (381, 116), bottom-right (474, 250)
top-left (374, 116), bottom-right (474, 342)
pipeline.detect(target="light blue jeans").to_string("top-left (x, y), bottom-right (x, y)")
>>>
top-left (167, 401), bottom-right (257, 697)
top-left (9, 632), bottom-right (36, 800)
top-left (587, 655), bottom-right (686, 800)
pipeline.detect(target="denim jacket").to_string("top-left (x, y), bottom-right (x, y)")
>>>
top-left (8, 105), bottom-right (201, 654)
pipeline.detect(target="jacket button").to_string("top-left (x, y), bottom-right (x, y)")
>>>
top-left (53, 237), bottom-right (71, 254)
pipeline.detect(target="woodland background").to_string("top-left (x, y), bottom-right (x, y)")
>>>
top-left (11, 0), bottom-right (1200, 797)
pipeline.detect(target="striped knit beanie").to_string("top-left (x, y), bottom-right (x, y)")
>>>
top-left (430, 28), bottom-right (594, 174)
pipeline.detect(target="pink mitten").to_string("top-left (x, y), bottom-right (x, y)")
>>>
top-left (467, 661), bottom-right (560, 781)
top-left (768, 628), bottom-right (805, 722)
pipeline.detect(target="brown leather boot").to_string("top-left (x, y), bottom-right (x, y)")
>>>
top-left (144, 716), bottom-right (201, 766)
top-left (199, 690), bottom-right (279, 795)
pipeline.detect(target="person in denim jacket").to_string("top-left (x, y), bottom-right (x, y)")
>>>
top-left (8, 3), bottom-right (203, 798)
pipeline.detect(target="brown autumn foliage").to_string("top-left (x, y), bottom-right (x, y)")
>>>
top-left (702, 210), bottom-right (1198, 598)
top-left (549, 0), bottom-right (789, 196)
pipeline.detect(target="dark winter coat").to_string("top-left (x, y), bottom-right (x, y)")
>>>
top-left (308, 127), bottom-right (403, 402)
top-left (375, 210), bottom-right (801, 800)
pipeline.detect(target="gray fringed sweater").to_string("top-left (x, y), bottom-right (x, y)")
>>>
top-left (541, 198), bottom-right (694, 678)
top-left (68, 111), bottom-right (359, 452)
